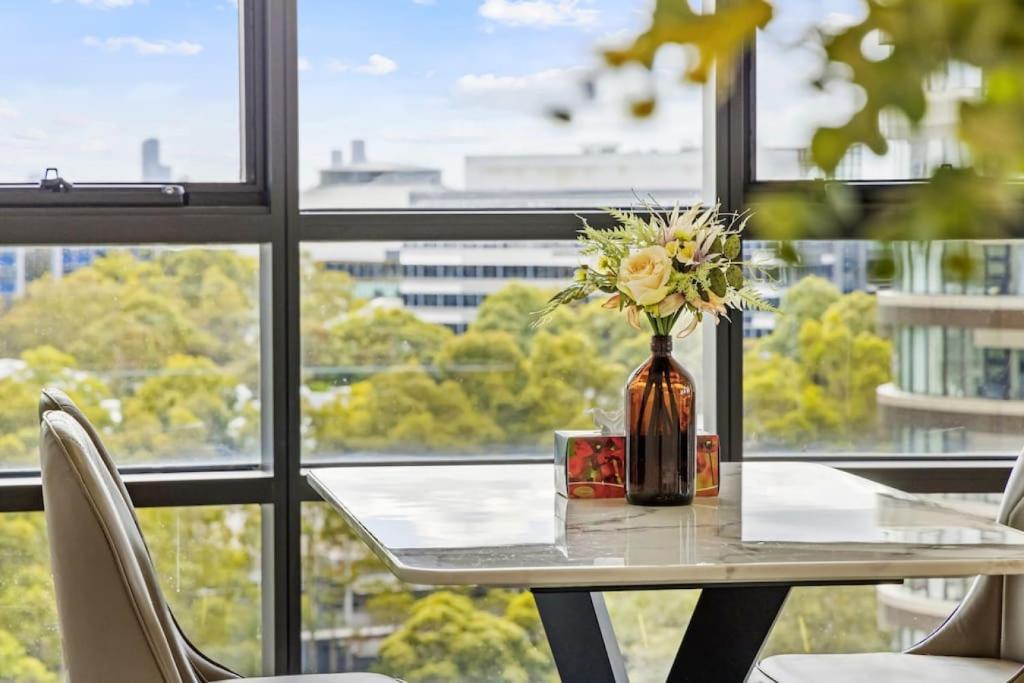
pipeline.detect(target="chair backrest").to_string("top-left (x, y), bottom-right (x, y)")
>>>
top-left (39, 388), bottom-right (140, 529)
top-left (909, 449), bottom-right (1024, 662)
top-left (41, 410), bottom-right (200, 683)
top-left (38, 388), bottom-right (238, 682)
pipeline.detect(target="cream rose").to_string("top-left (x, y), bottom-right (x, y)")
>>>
top-left (618, 246), bottom-right (673, 306)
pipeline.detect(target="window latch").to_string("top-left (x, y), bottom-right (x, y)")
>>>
top-left (39, 168), bottom-right (74, 193)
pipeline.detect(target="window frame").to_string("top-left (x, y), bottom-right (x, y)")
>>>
top-left (0, 0), bottom-right (268, 213)
top-left (0, 0), bottom-right (1015, 677)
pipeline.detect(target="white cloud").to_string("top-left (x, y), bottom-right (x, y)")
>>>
top-left (11, 128), bottom-right (48, 143)
top-left (79, 139), bottom-right (111, 153)
top-left (59, 0), bottom-right (143, 8)
top-left (298, 56), bottom-right (313, 72)
top-left (357, 54), bottom-right (398, 75)
top-left (328, 54), bottom-right (398, 76)
top-left (82, 35), bottom-right (203, 56)
top-left (0, 100), bottom-right (18, 119)
top-left (456, 68), bottom-right (575, 95)
top-left (478, 0), bottom-right (598, 28)
top-left (454, 67), bottom-right (588, 114)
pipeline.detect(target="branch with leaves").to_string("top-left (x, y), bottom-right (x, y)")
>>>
top-left (581, 0), bottom-right (1024, 247)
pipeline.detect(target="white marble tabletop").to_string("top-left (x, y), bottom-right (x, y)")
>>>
top-left (307, 462), bottom-right (1024, 588)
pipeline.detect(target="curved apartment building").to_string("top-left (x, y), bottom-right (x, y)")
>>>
top-left (878, 241), bottom-right (1024, 454)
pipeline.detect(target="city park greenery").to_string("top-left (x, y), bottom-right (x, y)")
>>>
top-left (0, 247), bottom-right (900, 681)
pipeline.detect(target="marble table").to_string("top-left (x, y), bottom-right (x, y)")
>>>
top-left (308, 461), bottom-right (1024, 683)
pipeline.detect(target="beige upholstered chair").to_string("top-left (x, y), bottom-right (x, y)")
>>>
top-left (39, 388), bottom-right (398, 683)
top-left (757, 453), bottom-right (1024, 683)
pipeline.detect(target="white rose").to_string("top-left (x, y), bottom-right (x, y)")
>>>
top-left (618, 246), bottom-right (673, 306)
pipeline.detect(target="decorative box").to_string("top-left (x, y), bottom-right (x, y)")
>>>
top-left (696, 433), bottom-right (720, 497)
top-left (554, 430), bottom-right (625, 499)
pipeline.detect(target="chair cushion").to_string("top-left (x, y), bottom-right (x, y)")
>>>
top-left (758, 653), bottom-right (1024, 683)
top-left (236, 675), bottom-right (400, 682)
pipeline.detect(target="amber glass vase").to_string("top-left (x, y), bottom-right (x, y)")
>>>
top-left (624, 335), bottom-right (696, 506)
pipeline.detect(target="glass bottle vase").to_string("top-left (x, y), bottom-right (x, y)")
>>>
top-left (624, 335), bottom-right (696, 506)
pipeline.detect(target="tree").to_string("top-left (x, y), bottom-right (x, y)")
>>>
top-left (744, 287), bottom-right (891, 450)
top-left (308, 368), bottom-right (503, 454)
top-left (138, 506), bottom-right (264, 674)
top-left (435, 331), bottom-right (526, 422)
top-left (115, 354), bottom-right (258, 463)
top-left (762, 586), bottom-right (891, 656)
top-left (304, 308), bottom-right (453, 379)
top-left (374, 591), bottom-right (555, 683)
top-left (472, 284), bottom-right (551, 350)
top-left (759, 276), bottom-right (841, 358)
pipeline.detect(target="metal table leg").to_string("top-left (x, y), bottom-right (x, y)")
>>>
top-left (667, 585), bottom-right (791, 683)
top-left (533, 590), bottom-right (629, 683)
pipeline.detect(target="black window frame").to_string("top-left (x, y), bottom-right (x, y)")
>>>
top-left (0, 0), bottom-right (1015, 676)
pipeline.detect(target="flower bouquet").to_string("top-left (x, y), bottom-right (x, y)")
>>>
top-left (536, 202), bottom-right (776, 336)
top-left (537, 202), bottom-right (776, 505)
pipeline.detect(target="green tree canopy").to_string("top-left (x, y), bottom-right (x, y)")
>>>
top-left (374, 591), bottom-right (555, 683)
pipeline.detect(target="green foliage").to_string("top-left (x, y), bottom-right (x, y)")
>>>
top-left (762, 586), bottom-right (891, 656)
top-left (374, 592), bottom-right (555, 683)
top-left (310, 367), bottom-right (503, 453)
top-left (603, 0), bottom-right (1024, 242)
top-left (473, 284), bottom-right (552, 349)
top-left (760, 276), bottom-right (842, 357)
top-left (305, 307), bottom-right (454, 372)
top-left (744, 282), bottom-right (892, 450)
top-left (602, 0), bottom-right (773, 87)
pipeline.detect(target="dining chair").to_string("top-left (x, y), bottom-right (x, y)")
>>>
top-left (38, 389), bottom-right (399, 683)
top-left (756, 451), bottom-right (1024, 683)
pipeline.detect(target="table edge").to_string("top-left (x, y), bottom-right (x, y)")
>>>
top-left (306, 470), bottom-right (1024, 588)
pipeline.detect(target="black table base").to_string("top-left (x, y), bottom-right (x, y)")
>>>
top-left (533, 584), bottom-right (792, 683)
top-left (668, 585), bottom-right (790, 682)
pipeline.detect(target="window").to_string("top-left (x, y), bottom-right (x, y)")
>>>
top-left (0, 1), bottom-right (1014, 675)
top-left (298, 0), bottom-right (705, 209)
top-left (0, 1), bottom-right (242, 183)
top-left (0, 245), bottom-right (262, 470)
top-left (744, 239), bottom-right (1024, 456)
top-left (300, 240), bottom-right (709, 463)
top-left (0, 506), bottom-right (263, 679)
top-left (755, 0), bottom-right (981, 180)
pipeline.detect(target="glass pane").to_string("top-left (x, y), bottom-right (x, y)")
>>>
top-left (761, 583), bottom-right (955, 657)
top-left (756, 0), bottom-right (981, 180)
top-left (301, 501), bottom-right (557, 678)
top-left (762, 495), bottom-right (997, 657)
top-left (303, 502), bottom-right (699, 681)
top-left (300, 241), bottom-right (709, 463)
top-left (0, 505), bottom-right (263, 679)
top-left (0, 246), bottom-right (262, 469)
top-left (0, 1), bottom-right (241, 183)
top-left (744, 239), bottom-right (1024, 456)
top-left (298, 1), bottom-right (705, 209)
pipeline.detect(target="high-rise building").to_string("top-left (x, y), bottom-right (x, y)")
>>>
top-left (0, 249), bottom-right (25, 302)
top-left (878, 242), bottom-right (1024, 454)
top-left (141, 138), bottom-right (172, 183)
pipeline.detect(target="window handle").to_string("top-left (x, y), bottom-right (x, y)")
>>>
top-left (39, 168), bottom-right (74, 193)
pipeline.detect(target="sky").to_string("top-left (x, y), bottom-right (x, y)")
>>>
top-left (0, 0), bottom-right (240, 183)
top-left (0, 0), bottom-right (892, 189)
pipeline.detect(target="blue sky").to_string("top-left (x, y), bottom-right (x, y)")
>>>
top-left (0, 0), bottom-right (240, 182)
top-left (297, 0), bottom-right (706, 192)
top-left (0, 0), bottom-right (874, 187)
